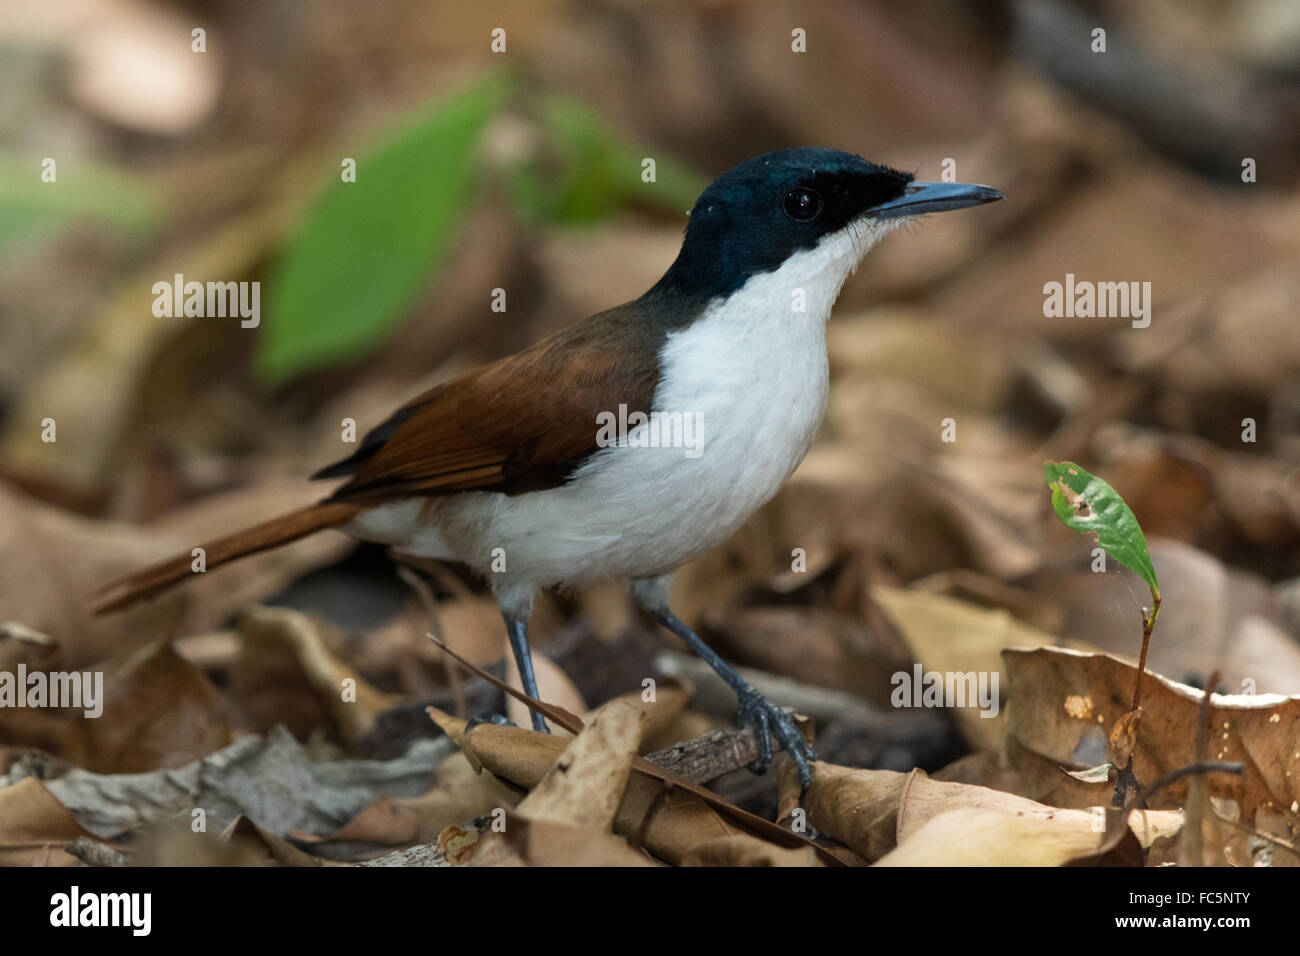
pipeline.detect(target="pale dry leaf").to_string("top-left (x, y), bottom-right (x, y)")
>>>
top-left (0, 777), bottom-right (99, 867)
top-left (581, 675), bottom-right (691, 747)
top-left (468, 816), bottom-right (656, 867)
top-left (681, 833), bottom-right (819, 867)
top-left (874, 806), bottom-right (1175, 867)
top-left (1005, 646), bottom-right (1300, 828)
top-left (85, 640), bottom-right (230, 773)
top-left (516, 699), bottom-right (644, 831)
top-left (390, 753), bottom-right (521, 844)
top-left (237, 605), bottom-right (399, 747)
top-left (872, 586), bottom-right (1091, 750)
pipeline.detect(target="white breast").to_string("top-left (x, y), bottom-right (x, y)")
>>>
top-left (348, 218), bottom-right (895, 598)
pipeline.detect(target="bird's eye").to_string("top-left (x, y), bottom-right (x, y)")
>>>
top-left (782, 186), bottom-right (823, 222)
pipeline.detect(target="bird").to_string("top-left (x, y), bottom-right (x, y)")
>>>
top-left (94, 147), bottom-right (1004, 789)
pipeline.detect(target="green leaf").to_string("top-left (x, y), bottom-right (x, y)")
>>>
top-left (0, 154), bottom-right (157, 251)
top-left (1045, 461), bottom-right (1159, 599)
top-left (257, 75), bottom-right (509, 385)
top-left (508, 95), bottom-right (706, 225)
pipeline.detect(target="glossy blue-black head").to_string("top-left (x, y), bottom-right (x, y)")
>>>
top-left (646, 147), bottom-right (1002, 305)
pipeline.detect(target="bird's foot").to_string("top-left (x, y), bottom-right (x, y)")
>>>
top-left (464, 710), bottom-right (550, 733)
top-left (736, 687), bottom-right (815, 791)
top-left (465, 711), bottom-right (516, 732)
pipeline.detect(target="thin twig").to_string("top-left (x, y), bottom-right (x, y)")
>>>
top-left (65, 837), bottom-right (128, 868)
top-left (1111, 589), bottom-right (1163, 809)
top-left (644, 725), bottom-right (770, 783)
top-left (1182, 669), bottom-right (1219, 866)
top-left (397, 564), bottom-right (467, 719)
top-left (1130, 591), bottom-right (1161, 713)
top-left (1140, 760), bottom-right (1243, 804)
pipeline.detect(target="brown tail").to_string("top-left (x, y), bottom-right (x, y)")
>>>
top-left (92, 501), bottom-right (361, 614)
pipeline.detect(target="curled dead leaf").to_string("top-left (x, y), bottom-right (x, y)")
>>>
top-left (1005, 646), bottom-right (1300, 829)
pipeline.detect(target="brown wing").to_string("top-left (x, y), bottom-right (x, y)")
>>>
top-left (318, 301), bottom-right (663, 504)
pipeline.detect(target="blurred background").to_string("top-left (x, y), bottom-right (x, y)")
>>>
top-left (3, 0), bottom-right (1300, 847)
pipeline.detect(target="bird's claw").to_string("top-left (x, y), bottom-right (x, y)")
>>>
top-left (465, 711), bottom-right (516, 731)
top-left (736, 688), bottom-right (815, 791)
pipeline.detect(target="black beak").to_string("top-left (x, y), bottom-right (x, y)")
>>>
top-left (870, 181), bottom-right (1005, 219)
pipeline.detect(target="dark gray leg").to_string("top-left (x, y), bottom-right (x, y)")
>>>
top-left (642, 600), bottom-right (815, 790)
top-left (504, 613), bottom-right (549, 733)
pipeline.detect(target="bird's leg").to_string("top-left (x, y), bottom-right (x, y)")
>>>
top-left (642, 602), bottom-right (815, 790)
top-left (504, 613), bottom-right (549, 733)
top-left (465, 711), bottom-right (516, 730)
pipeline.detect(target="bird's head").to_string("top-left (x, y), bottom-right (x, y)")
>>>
top-left (648, 147), bottom-right (1003, 305)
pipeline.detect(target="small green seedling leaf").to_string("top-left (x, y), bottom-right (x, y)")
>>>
top-left (1044, 461), bottom-right (1159, 600)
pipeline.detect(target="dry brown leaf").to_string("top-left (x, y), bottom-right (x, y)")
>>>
top-left (1125, 271), bottom-right (1300, 398)
top-left (469, 816), bottom-right (656, 867)
top-left (218, 628), bottom-right (333, 742)
top-left (681, 833), bottom-right (819, 867)
top-left (426, 640), bottom-right (841, 865)
top-left (826, 311), bottom-right (1011, 413)
top-left (793, 762), bottom-right (910, 862)
top-left (303, 796), bottom-right (420, 848)
top-left (0, 481), bottom-right (353, 667)
top-left (931, 750), bottom-right (1024, 794)
top-left (0, 777), bottom-right (99, 866)
top-left (874, 805), bottom-right (1174, 867)
top-left (611, 778), bottom-right (745, 865)
top-left (581, 675), bottom-right (691, 746)
top-left (758, 437), bottom-right (1044, 594)
top-left (389, 753), bottom-right (522, 845)
top-left (1101, 452), bottom-right (1217, 542)
top-left (515, 698), bottom-right (644, 831)
top-left (429, 706), bottom-right (812, 866)
top-left (1005, 646), bottom-right (1300, 829)
top-left (895, 768), bottom-right (1179, 849)
top-left (791, 760), bottom-right (1180, 864)
top-left (703, 605), bottom-right (908, 708)
top-left (85, 640), bottom-right (229, 773)
top-left (872, 586), bottom-right (1091, 750)
top-left (434, 702), bottom-right (662, 868)
top-left (236, 604), bottom-right (398, 747)
top-left (426, 706), bottom-right (567, 781)
top-left (0, 629), bottom-right (86, 764)
top-left (0, 484), bottom-right (187, 666)
top-left (936, 167), bottom-right (1285, 340)
top-left (0, 634), bottom-right (229, 772)
top-left (1109, 708), bottom-right (1142, 766)
top-left (220, 814), bottom-right (340, 867)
